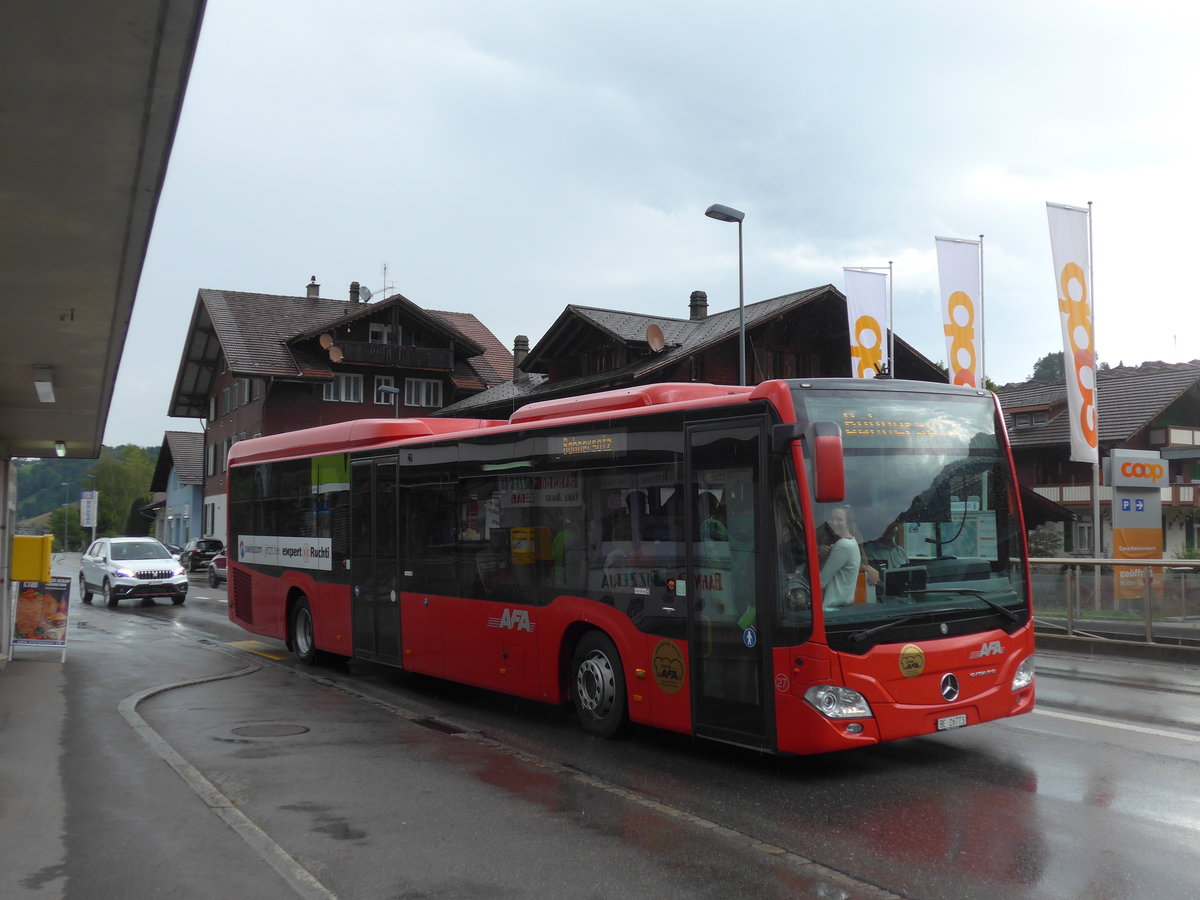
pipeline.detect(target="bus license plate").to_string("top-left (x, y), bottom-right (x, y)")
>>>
top-left (937, 714), bottom-right (968, 731)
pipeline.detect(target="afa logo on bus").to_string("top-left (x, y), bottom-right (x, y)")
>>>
top-left (488, 608), bottom-right (535, 632)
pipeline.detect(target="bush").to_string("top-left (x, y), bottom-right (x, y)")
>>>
top-left (1027, 523), bottom-right (1064, 558)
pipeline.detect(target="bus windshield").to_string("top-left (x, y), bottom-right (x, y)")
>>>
top-left (797, 390), bottom-right (1028, 650)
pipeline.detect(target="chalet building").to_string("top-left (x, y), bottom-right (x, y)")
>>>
top-left (997, 362), bottom-right (1200, 556)
top-left (148, 431), bottom-right (205, 548)
top-left (439, 285), bottom-right (945, 419)
top-left (167, 279), bottom-right (512, 542)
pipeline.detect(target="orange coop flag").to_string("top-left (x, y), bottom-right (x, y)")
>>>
top-left (1046, 202), bottom-right (1098, 464)
top-left (843, 268), bottom-right (888, 379)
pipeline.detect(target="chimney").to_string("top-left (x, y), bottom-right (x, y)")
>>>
top-left (306, 276), bottom-right (320, 298)
top-left (513, 335), bottom-right (529, 384)
top-left (689, 290), bottom-right (708, 321)
top-left (349, 281), bottom-right (361, 303)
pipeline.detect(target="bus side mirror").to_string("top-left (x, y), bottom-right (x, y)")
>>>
top-left (808, 421), bottom-right (845, 503)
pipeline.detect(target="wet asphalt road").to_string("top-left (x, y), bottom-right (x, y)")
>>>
top-left (42, 570), bottom-right (1200, 899)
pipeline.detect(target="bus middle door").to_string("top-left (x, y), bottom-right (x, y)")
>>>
top-left (350, 458), bottom-right (402, 665)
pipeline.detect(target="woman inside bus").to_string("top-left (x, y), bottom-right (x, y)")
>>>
top-left (817, 505), bottom-right (862, 608)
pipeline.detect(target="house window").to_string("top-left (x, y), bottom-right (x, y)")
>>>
top-left (369, 323), bottom-right (394, 345)
top-left (374, 376), bottom-right (396, 405)
top-left (221, 387), bottom-right (231, 415)
top-left (405, 377), bottom-right (442, 408)
top-left (208, 396), bottom-right (216, 422)
top-left (238, 378), bottom-right (251, 405)
top-left (251, 378), bottom-right (263, 401)
top-left (323, 373), bottom-right (363, 403)
top-left (1073, 518), bottom-right (1094, 554)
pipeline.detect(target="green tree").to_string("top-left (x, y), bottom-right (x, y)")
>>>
top-left (94, 445), bottom-right (155, 536)
top-left (1029, 352), bottom-right (1065, 382)
top-left (46, 503), bottom-right (86, 552)
top-left (123, 496), bottom-right (153, 536)
top-left (1028, 350), bottom-right (1110, 383)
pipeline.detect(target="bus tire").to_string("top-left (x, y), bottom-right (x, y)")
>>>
top-left (290, 595), bottom-right (319, 666)
top-left (571, 631), bottom-right (628, 738)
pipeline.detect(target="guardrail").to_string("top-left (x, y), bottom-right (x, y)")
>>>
top-left (1029, 556), bottom-right (1200, 645)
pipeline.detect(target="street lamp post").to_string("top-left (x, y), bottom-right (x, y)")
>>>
top-left (61, 482), bottom-right (69, 553)
top-left (377, 384), bottom-right (401, 418)
top-left (705, 203), bottom-right (746, 386)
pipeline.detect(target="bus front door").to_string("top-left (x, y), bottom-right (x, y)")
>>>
top-left (686, 421), bottom-right (771, 749)
top-left (350, 458), bottom-right (401, 665)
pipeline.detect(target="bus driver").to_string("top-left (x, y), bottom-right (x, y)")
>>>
top-left (818, 505), bottom-right (861, 608)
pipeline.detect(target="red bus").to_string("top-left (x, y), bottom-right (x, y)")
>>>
top-left (226, 378), bottom-right (1035, 755)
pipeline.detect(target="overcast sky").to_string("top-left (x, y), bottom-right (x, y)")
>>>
top-left (108, 0), bottom-right (1200, 446)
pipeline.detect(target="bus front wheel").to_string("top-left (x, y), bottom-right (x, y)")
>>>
top-left (571, 631), bottom-right (627, 738)
top-left (290, 595), bottom-right (319, 666)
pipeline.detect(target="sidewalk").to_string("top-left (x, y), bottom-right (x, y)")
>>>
top-left (1, 560), bottom-right (891, 900)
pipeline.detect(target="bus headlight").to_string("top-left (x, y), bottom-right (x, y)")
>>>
top-left (804, 685), bottom-right (873, 719)
top-left (1011, 656), bottom-right (1035, 691)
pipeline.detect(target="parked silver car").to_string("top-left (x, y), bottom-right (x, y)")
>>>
top-left (79, 537), bottom-right (189, 608)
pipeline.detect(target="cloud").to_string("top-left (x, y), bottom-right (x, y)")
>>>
top-left (106, 0), bottom-right (1200, 443)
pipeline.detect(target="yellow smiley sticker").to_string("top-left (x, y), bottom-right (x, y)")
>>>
top-left (898, 643), bottom-right (925, 679)
top-left (652, 639), bottom-right (685, 694)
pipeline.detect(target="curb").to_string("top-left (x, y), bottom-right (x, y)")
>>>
top-left (1035, 632), bottom-right (1200, 666)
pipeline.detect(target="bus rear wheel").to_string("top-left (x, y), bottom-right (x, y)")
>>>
top-left (290, 595), bottom-right (319, 666)
top-left (571, 631), bottom-right (627, 738)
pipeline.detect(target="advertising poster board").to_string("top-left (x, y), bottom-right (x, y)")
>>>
top-left (10, 575), bottom-right (71, 661)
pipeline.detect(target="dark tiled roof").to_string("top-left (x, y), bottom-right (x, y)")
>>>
top-left (997, 363), bottom-right (1200, 448)
top-left (150, 430), bottom-right (204, 491)
top-left (202, 289), bottom-right (351, 377)
top-left (524, 287), bottom-right (831, 374)
top-left (440, 285), bottom-right (942, 417)
top-left (289, 293), bottom-right (486, 359)
top-left (428, 309), bottom-right (514, 386)
top-left (169, 288), bottom-right (510, 417)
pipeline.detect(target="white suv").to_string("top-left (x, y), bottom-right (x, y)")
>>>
top-left (79, 537), bottom-right (189, 608)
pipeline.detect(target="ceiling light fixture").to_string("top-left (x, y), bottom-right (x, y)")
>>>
top-left (34, 365), bottom-right (56, 403)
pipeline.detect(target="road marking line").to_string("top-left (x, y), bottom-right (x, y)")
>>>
top-left (228, 640), bottom-right (290, 660)
top-left (1033, 708), bottom-right (1200, 743)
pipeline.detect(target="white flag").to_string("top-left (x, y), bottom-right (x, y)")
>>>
top-left (935, 237), bottom-right (982, 388)
top-left (1046, 202), bottom-right (1097, 464)
top-left (843, 269), bottom-right (888, 379)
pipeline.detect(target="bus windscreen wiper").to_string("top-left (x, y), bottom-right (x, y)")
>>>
top-left (849, 612), bottom-right (930, 644)
top-left (918, 588), bottom-right (1020, 623)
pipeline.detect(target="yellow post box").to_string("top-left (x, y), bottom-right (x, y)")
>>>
top-left (11, 534), bottom-right (54, 582)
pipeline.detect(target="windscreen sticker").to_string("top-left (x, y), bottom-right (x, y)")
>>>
top-left (899, 643), bottom-right (926, 678)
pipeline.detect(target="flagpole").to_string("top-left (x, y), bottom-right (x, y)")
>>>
top-left (1088, 201), bottom-right (1103, 579)
top-left (978, 234), bottom-right (985, 387)
top-left (888, 260), bottom-right (894, 375)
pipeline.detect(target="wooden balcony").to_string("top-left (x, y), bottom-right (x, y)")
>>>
top-left (337, 342), bottom-right (454, 371)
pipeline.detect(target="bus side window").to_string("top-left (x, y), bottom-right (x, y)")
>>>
top-left (402, 484), bottom-right (457, 596)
